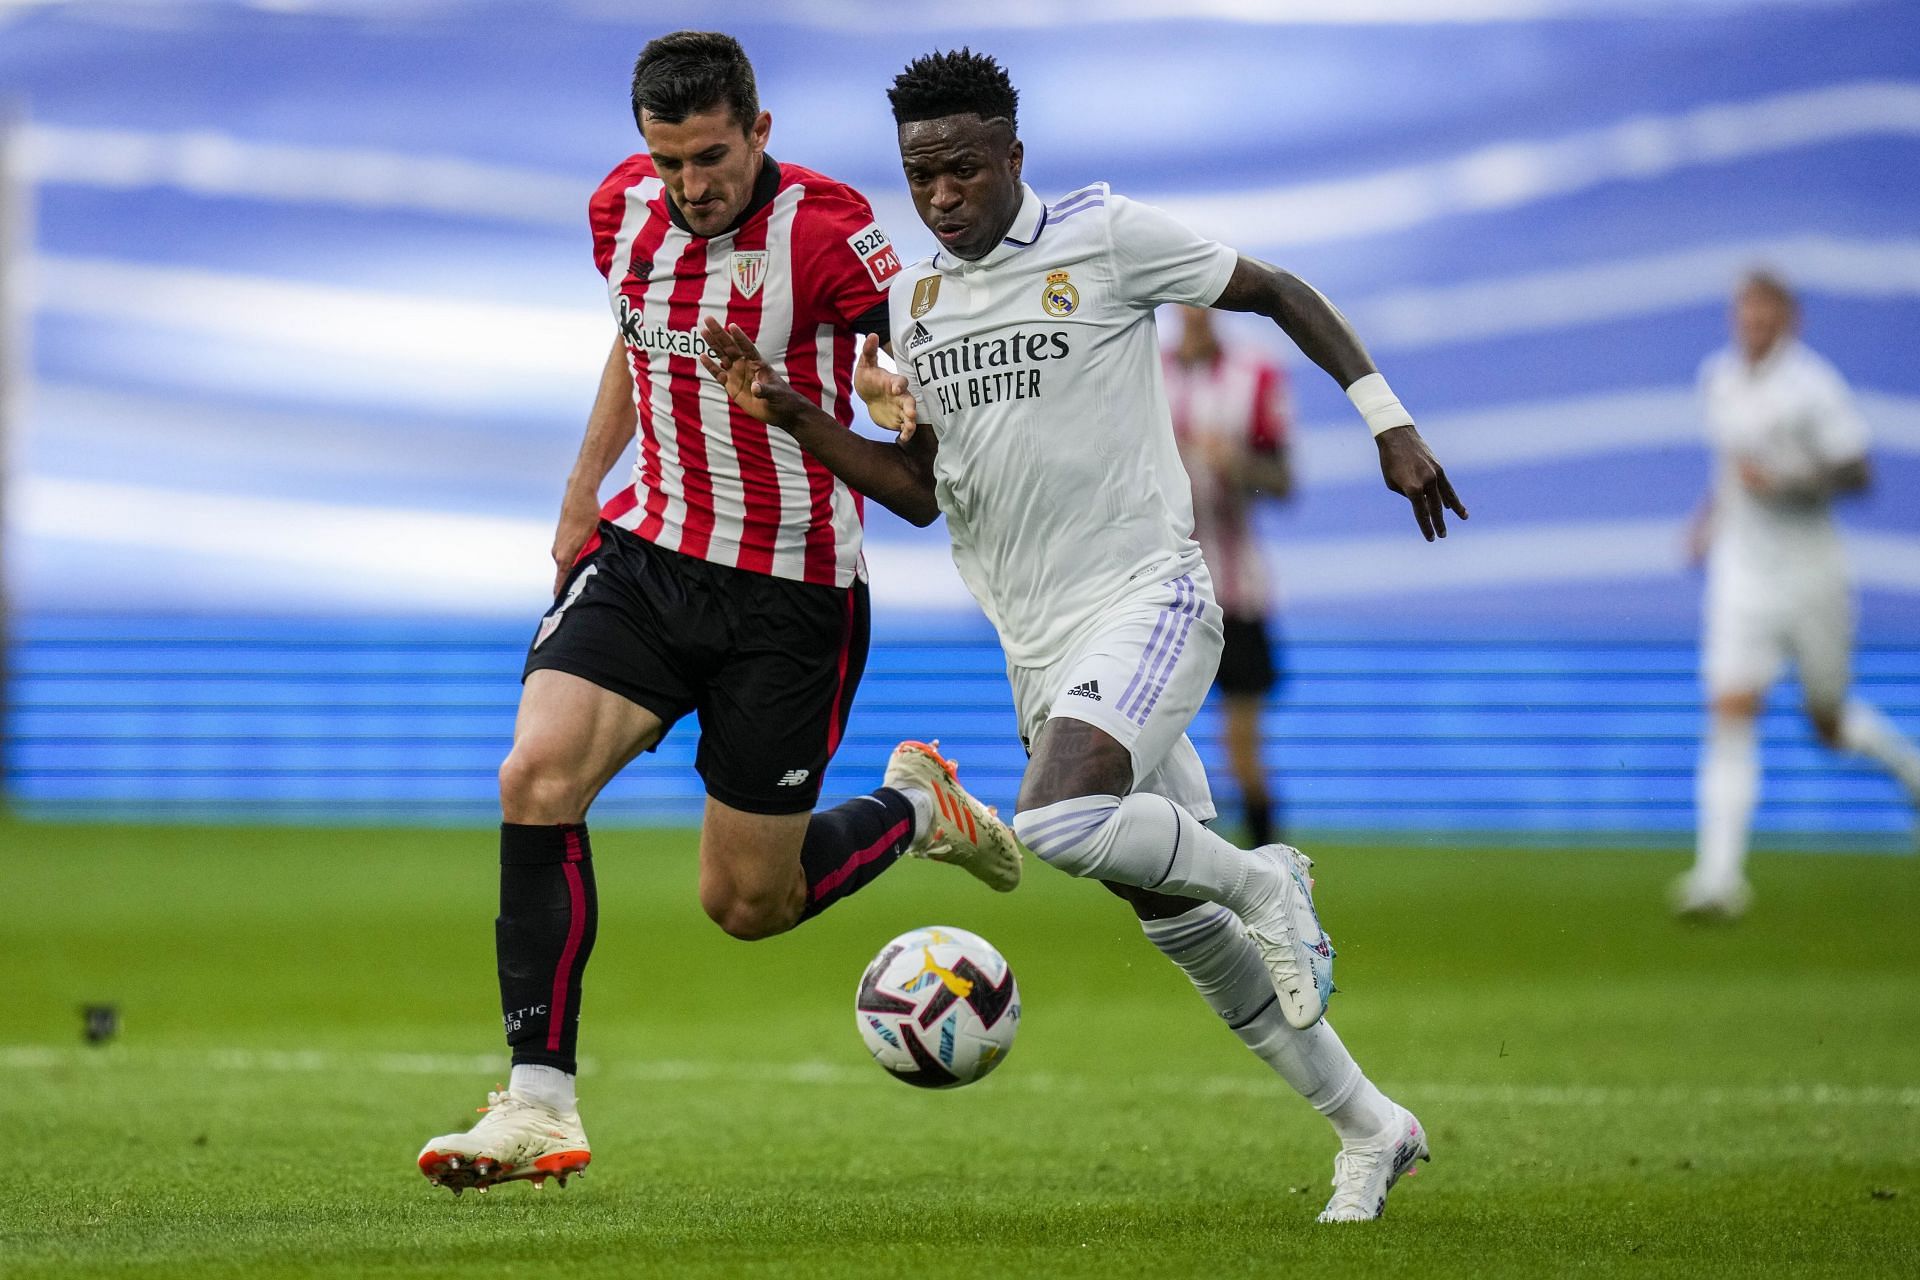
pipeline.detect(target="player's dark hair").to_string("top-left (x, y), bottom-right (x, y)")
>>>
top-left (631, 30), bottom-right (760, 133)
top-left (1740, 268), bottom-right (1798, 314)
top-left (888, 48), bottom-right (1019, 132)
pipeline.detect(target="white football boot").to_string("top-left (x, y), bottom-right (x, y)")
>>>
top-left (1241, 844), bottom-right (1335, 1029)
top-left (417, 1088), bottom-right (591, 1195)
top-left (1317, 1103), bottom-right (1430, 1223)
top-left (885, 739), bottom-right (1022, 892)
top-left (1671, 872), bottom-right (1753, 922)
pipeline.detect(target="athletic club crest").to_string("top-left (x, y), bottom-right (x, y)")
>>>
top-left (1041, 270), bottom-right (1079, 317)
top-left (730, 250), bottom-right (769, 299)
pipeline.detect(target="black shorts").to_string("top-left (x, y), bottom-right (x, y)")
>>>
top-left (1216, 613), bottom-right (1280, 697)
top-left (523, 522), bottom-right (869, 815)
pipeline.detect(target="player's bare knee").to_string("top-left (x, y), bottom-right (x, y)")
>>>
top-left (1808, 705), bottom-right (1844, 747)
top-left (498, 749), bottom-right (589, 824)
top-left (700, 883), bottom-right (797, 941)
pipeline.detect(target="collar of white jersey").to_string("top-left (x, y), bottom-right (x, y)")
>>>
top-left (1742, 336), bottom-right (1803, 378)
top-left (937, 183), bottom-right (1047, 271)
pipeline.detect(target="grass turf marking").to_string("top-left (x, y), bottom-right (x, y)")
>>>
top-left (11, 1042), bottom-right (1916, 1109)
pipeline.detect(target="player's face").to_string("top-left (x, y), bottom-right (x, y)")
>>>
top-left (1733, 285), bottom-right (1793, 362)
top-left (640, 105), bottom-right (773, 238)
top-left (897, 116), bottom-right (1024, 262)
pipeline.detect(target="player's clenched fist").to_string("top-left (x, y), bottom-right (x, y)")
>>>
top-left (550, 484), bottom-right (604, 596)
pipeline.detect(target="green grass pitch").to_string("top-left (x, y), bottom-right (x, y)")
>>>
top-left (4, 818), bottom-right (1917, 1277)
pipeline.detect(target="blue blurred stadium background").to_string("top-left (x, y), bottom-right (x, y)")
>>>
top-left (2, 0), bottom-right (1915, 840)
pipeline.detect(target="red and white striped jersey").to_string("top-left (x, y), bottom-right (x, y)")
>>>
top-left (1163, 346), bottom-right (1290, 616)
top-left (589, 154), bottom-right (900, 587)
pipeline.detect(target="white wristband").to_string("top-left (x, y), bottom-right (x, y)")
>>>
top-left (1345, 372), bottom-right (1412, 438)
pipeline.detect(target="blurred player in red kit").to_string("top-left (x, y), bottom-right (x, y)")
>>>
top-left (1164, 305), bottom-right (1295, 846)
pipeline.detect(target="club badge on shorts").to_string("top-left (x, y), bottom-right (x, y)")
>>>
top-left (731, 250), bottom-right (768, 299)
top-left (1041, 270), bottom-right (1079, 317)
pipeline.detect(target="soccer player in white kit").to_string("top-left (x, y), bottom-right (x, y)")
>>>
top-left (1677, 271), bottom-right (1920, 918)
top-left (701, 50), bottom-right (1467, 1222)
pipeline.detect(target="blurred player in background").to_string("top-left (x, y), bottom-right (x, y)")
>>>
top-left (1678, 270), bottom-right (1920, 919)
top-left (703, 48), bottom-right (1467, 1223)
top-left (1164, 304), bottom-right (1294, 846)
top-left (416, 31), bottom-right (1021, 1196)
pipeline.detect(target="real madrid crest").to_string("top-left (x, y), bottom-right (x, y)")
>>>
top-left (910, 275), bottom-right (941, 319)
top-left (730, 250), bottom-right (768, 299)
top-left (1041, 270), bottom-right (1079, 318)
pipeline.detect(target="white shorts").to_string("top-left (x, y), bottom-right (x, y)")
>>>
top-left (1006, 569), bottom-right (1224, 820)
top-left (1703, 578), bottom-right (1853, 709)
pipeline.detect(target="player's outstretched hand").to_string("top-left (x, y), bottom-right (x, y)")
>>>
top-left (853, 334), bottom-right (920, 441)
top-left (699, 318), bottom-right (808, 429)
top-left (1376, 424), bottom-right (1469, 541)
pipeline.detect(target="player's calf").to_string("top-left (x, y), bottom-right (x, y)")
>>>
top-left (1013, 793), bottom-right (1334, 1025)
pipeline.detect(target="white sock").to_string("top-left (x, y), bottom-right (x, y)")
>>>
top-left (1839, 699), bottom-right (1920, 794)
top-left (1013, 792), bottom-right (1278, 919)
top-left (1141, 904), bottom-right (1394, 1142)
top-left (1694, 715), bottom-right (1759, 892)
top-left (894, 785), bottom-right (937, 844)
top-left (509, 1063), bottom-right (577, 1113)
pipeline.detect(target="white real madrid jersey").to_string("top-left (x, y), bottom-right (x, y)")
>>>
top-left (1699, 338), bottom-right (1869, 602)
top-left (889, 182), bottom-right (1238, 666)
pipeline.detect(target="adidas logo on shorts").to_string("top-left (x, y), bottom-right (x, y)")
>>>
top-left (1066, 680), bottom-right (1101, 702)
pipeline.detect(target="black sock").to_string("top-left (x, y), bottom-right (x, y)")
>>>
top-left (1245, 796), bottom-right (1274, 848)
top-left (797, 788), bottom-right (917, 922)
top-left (498, 823), bottom-right (597, 1074)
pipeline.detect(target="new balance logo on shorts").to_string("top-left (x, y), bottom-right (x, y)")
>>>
top-left (1067, 680), bottom-right (1101, 701)
top-left (778, 769), bottom-right (812, 787)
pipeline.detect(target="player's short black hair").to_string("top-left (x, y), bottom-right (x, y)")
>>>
top-left (888, 48), bottom-right (1019, 132)
top-left (631, 30), bottom-right (760, 133)
top-left (1740, 268), bottom-right (1798, 313)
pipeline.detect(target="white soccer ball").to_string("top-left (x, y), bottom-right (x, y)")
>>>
top-left (854, 925), bottom-right (1020, 1088)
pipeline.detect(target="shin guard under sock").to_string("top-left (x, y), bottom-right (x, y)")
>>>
top-left (498, 823), bottom-right (597, 1073)
top-left (797, 788), bottom-right (917, 922)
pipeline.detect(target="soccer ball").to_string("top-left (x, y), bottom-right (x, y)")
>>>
top-left (855, 925), bottom-right (1020, 1088)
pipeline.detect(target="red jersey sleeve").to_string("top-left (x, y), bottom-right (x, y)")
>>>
top-left (589, 154), bottom-right (653, 280)
top-left (1250, 362), bottom-right (1290, 454)
top-left (790, 182), bottom-right (901, 330)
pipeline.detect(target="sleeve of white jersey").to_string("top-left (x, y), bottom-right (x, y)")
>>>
top-left (1808, 357), bottom-right (1871, 464)
top-left (1106, 193), bottom-right (1239, 310)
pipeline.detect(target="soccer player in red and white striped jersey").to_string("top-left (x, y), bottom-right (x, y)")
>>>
top-left (417, 32), bottom-right (1020, 1196)
top-left (1164, 305), bottom-right (1296, 847)
top-left (589, 129), bottom-right (885, 585)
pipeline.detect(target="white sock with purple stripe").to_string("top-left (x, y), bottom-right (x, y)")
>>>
top-left (1141, 903), bottom-right (1393, 1141)
top-left (1014, 792), bottom-right (1283, 920)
